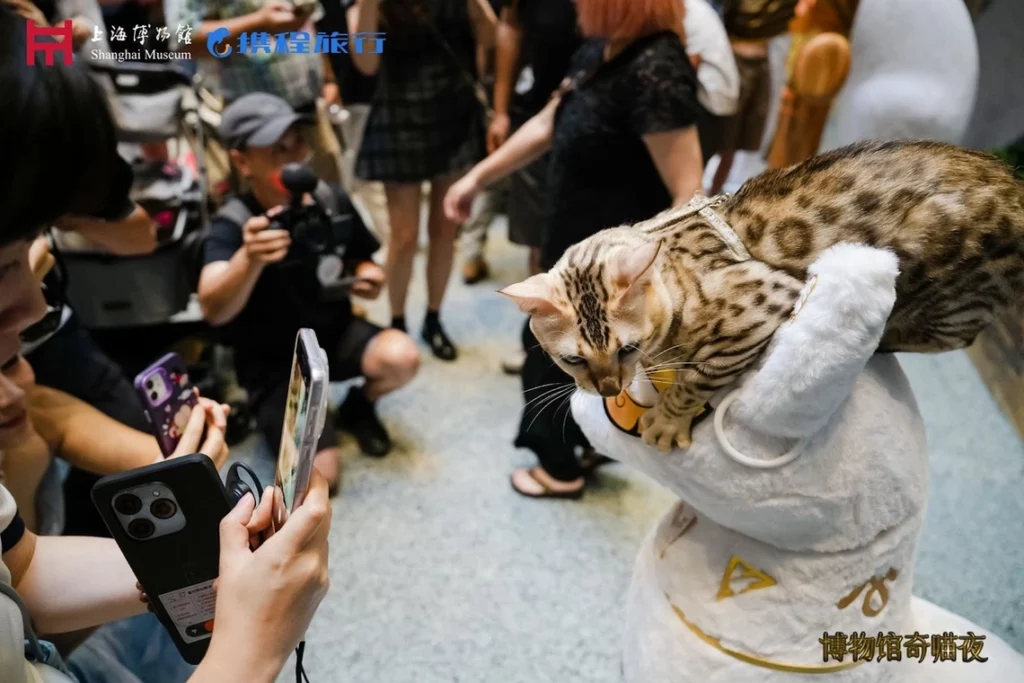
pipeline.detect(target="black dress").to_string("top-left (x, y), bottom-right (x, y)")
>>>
top-left (516, 31), bottom-right (701, 482)
top-left (356, 0), bottom-right (487, 183)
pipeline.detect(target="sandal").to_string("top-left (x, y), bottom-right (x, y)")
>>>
top-left (510, 467), bottom-right (585, 500)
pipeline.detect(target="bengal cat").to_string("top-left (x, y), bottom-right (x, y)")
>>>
top-left (501, 140), bottom-right (1024, 451)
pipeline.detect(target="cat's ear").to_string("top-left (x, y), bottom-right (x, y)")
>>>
top-left (499, 274), bottom-right (559, 316)
top-left (611, 241), bottom-right (661, 297)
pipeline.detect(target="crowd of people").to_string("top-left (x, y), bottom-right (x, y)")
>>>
top-left (0, 0), bottom-right (763, 680)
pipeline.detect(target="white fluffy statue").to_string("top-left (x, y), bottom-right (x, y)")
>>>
top-left (571, 244), bottom-right (1024, 682)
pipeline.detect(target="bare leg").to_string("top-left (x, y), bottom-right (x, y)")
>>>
top-left (383, 182), bottom-right (423, 323)
top-left (426, 173), bottom-right (461, 311)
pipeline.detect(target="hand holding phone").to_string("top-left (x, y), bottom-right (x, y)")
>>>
top-left (168, 395), bottom-right (231, 468)
top-left (198, 472), bottom-right (331, 679)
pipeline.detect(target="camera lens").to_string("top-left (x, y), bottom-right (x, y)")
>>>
top-left (114, 494), bottom-right (143, 516)
top-left (150, 498), bottom-right (178, 520)
top-left (150, 391), bottom-right (158, 401)
top-left (128, 518), bottom-right (155, 539)
top-left (145, 379), bottom-right (154, 389)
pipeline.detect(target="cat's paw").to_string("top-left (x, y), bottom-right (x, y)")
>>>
top-left (641, 409), bottom-right (692, 453)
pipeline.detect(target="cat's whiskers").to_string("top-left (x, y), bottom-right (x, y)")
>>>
top-left (525, 385), bottom-right (578, 433)
top-left (649, 342), bottom-right (691, 362)
top-left (522, 384), bottom-right (576, 412)
top-left (524, 381), bottom-right (577, 394)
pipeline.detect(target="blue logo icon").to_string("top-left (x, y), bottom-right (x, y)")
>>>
top-left (207, 27), bottom-right (232, 58)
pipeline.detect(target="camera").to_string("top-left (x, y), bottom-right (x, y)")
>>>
top-left (269, 163), bottom-right (353, 263)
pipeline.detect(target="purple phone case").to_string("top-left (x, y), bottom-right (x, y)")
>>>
top-left (134, 353), bottom-right (199, 457)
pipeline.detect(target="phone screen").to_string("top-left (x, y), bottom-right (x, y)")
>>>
top-left (277, 353), bottom-right (311, 513)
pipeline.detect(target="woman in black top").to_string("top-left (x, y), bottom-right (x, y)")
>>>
top-left (445, 0), bottom-right (705, 499)
top-left (348, 0), bottom-right (496, 360)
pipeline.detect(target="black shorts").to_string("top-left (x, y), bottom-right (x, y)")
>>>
top-left (253, 317), bottom-right (383, 454)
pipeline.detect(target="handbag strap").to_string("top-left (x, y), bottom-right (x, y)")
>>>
top-left (406, 1), bottom-right (495, 117)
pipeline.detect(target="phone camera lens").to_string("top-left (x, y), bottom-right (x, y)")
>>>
top-left (114, 494), bottom-right (143, 516)
top-left (128, 518), bottom-right (156, 539)
top-left (145, 379), bottom-right (154, 389)
top-left (150, 498), bottom-right (178, 520)
top-left (150, 391), bottom-right (158, 401)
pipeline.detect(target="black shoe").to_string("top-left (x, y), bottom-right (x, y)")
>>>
top-left (422, 315), bottom-right (457, 361)
top-left (338, 388), bottom-right (391, 457)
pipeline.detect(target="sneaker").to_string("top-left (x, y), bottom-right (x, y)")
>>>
top-left (501, 350), bottom-right (526, 375)
top-left (337, 388), bottom-right (392, 457)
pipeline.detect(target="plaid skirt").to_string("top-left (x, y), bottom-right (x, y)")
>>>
top-left (356, 57), bottom-right (487, 183)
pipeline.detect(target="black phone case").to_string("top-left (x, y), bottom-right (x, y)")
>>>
top-left (91, 455), bottom-right (232, 665)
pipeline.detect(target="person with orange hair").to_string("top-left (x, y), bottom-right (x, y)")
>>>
top-left (445, 0), bottom-right (705, 499)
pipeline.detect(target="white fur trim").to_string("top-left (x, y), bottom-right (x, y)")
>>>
top-left (730, 243), bottom-right (899, 439)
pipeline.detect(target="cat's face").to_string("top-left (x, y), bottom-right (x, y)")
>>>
top-left (501, 241), bottom-right (664, 397)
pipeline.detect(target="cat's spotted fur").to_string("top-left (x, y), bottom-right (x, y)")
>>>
top-left (501, 140), bottom-right (1024, 451)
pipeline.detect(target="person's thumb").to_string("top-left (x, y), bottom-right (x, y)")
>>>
top-left (219, 493), bottom-right (257, 566)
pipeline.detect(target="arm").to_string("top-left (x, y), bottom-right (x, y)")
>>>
top-left (486, 5), bottom-right (522, 153)
top-left (476, 94), bottom-right (558, 187)
top-left (28, 385), bottom-right (230, 473)
top-left (177, 0), bottom-right (303, 60)
top-left (445, 94), bottom-right (558, 222)
top-left (321, 54), bottom-right (340, 106)
top-left (198, 254), bottom-right (265, 327)
top-left (492, 6), bottom-right (521, 121)
top-left (467, 0), bottom-right (497, 50)
top-left (347, 0), bottom-right (382, 76)
top-left (29, 385), bottom-right (162, 473)
top-left (5, 531), bottom-right (144, 634)
top-left (198, 214), bottom-right (290, 326)
top-left (55, 205), bottom-right (158, 256)
top-left (644, 125), bottom-right (705, 205)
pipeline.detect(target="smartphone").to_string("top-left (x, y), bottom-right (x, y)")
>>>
top-left (92, 455), bottom-right (233, 665)
top-left (135, 353), bottom-right (199, 457)
top-left (273, 329), bottom-right (329, 530)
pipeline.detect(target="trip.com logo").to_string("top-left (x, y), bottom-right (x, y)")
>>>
top-left (25, 19), bottom-right (74, 65)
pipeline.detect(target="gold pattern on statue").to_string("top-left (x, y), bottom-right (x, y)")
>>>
top-left (716, 556), bottom-right (777, 601)
top-left (837, 567), bottom-right (898, 617)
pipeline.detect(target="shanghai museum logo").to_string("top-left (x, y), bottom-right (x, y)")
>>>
top-left (207, 29), bottom-right (385, 58)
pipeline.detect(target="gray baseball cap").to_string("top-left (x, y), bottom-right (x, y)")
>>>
top-left (220, 92), bottom-right (313, 150)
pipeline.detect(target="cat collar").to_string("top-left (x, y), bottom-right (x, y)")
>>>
top-left (687, 194), bottom-right (752, 262)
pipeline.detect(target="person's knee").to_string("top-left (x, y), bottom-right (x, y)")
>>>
top-left (388, 224), bottom-right (419, 255)
top-left (367, 330), bottom-right (420, 385)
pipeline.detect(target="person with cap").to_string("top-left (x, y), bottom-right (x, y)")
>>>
top-left (198, 92), bottom-right (420, 477)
